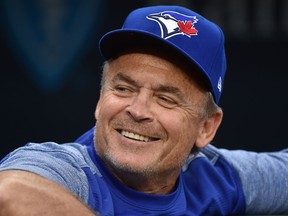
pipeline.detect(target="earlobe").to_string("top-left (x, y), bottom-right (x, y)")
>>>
top-left (195, 110), bottom-right (223, 148)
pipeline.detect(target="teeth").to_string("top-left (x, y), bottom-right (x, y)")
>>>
top-left (121, 130), bottom-right (150, 142)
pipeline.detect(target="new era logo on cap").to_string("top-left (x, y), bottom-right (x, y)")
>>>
top-left (146, 11), bottom-right (198, 39)
top-left (99, 5), bottom-right (226, 104)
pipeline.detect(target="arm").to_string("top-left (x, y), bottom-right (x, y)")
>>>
top-left (217, 147), bottom-right (288, 214)
top-left (0, 170), bottom-right (98, 216)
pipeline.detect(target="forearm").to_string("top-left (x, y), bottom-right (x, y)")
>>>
top-left (0, 170), bottom-right (98, 216)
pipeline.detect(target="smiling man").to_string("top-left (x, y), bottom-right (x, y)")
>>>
top-left (94, 50), bottom-right (222, 195)
top-left (0, 5), bottom-right (288, 216)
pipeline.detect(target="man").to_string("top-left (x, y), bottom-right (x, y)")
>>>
top-left (0, 5), bottom-right (287, 216)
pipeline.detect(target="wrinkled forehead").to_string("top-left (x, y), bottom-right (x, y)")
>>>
top-left (106, 46), bottom-right (210, 92)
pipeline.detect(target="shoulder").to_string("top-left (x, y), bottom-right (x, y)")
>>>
top-left (181, 145), bottom-right (246, 214)
top-left (200, 145), bottom-right (288, 214)
top-left (1, 142), bottom-right (87, 169)
top-left (0, 142), bottom-right (101, 204)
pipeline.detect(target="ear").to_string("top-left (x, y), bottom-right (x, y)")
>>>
top-left (195, 109), bottom-right (223, 148)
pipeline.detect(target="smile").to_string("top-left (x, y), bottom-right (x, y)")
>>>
top-left (120, 130), bottom-right (154, 142)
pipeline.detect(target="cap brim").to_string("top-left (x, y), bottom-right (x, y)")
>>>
top-left (99, 29), bottom-right (212, 93)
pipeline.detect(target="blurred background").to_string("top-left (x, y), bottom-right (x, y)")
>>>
top-left (1, 0), bottom-right (287, 158)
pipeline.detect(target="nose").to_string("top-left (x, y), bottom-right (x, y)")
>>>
top-left (126, 91), bottom-right (153, 122)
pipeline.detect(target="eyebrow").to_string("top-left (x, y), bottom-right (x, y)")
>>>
top-left (111, 73), bottom-right (139, 87)
top-left (111, 72), bottom-right (186, 102)
top-left (157, 85), bottom-right (185, 102)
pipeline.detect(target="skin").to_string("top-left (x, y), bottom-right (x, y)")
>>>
top-left (94, 51), bottom-right (223, 194)
top-left (0, 50), bottom-right (222, 215)
top-left (0, 170), bottom-right (98, 216)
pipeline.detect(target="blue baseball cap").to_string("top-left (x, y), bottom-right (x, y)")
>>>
top-left (99, 5), bottom-right (226, 104)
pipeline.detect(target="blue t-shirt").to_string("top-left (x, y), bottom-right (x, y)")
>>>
top-left (1, 127), bottom-right (288, 215)
top-left (80, 130), bottom-right (245, 215)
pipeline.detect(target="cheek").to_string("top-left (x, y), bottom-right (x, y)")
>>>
top-left (159, 109), bottom-right (198, 135)
top-left (96, 94), bottom-right (126, 120)
top-left (156, 111), bottom-right (198, 169)
top-left (159, 109), bottom-right (200, 149)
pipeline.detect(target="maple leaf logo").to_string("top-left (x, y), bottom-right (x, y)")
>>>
top-left (146, 11), bottom-right (198, 39)
top-left (177, 20), bottom-right (198, 36)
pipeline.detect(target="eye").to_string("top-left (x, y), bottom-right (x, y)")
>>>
top-left (157, 95), bottom-right (178, 108)
top-left (116, 86), bottom-right (129, 92)
top-left (114, 85), bottom-right (134, 96)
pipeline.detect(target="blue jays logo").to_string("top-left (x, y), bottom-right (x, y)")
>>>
top-left (147, 11), bottom-right (198, 39)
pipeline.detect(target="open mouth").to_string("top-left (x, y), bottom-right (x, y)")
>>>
top-left (119, 130), bottom-right (159, 142)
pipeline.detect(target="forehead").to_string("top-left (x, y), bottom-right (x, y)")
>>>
top-left (107, 52), bottom-right (196, 85)
top-left (104, 52), bottom-right (207, 103)
top-left (107, 54), bottom-right (186, 89)
top-left (110, 46), bottom-right (209, 84)
top-left (105, 48), bottom-right (208, 92)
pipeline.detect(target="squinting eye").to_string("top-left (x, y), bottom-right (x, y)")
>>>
top-left (157, 96), bottom-right (177, 108)
top-left (116, 86), bottom-right (129, 92)
top-left (114, 85), bottom-right (134, 96)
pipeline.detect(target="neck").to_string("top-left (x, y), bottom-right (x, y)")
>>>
top-left (105, 162), bottom-right (180, 194)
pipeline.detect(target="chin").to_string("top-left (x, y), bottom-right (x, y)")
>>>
top-left (104, 151), bottom-right (157, 176)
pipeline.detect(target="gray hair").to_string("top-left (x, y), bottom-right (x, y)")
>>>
top-left (100, 60), bottom-right (110, 89)
top-left (200, 92), bottom-right (222, 119)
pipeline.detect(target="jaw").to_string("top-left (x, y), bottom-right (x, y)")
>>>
top-left (94, 115), bottom-right (190, 194)
top-left (103, 149), bottom-right (182, 195)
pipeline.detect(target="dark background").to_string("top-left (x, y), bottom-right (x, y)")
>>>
top-left (1, 0), bottom-right (287, 159)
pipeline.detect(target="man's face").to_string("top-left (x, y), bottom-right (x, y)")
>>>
top-left (94, 52), bottom-right (208, 178)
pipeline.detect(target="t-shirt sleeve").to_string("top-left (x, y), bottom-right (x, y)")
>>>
top-left (215, 146), bottom-right (288, 214)
top-left (0, 142), bottom-right (90, 203)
